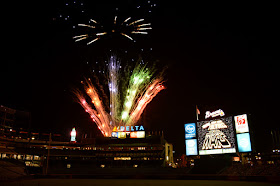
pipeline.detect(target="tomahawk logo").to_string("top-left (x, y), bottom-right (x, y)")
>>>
top-left (202, 120), bottom-right (231, 150)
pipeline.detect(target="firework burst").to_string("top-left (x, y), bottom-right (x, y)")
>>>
top-left (73, 17), bottom-right (152, 44)
top-left (75, 56), bottom-right (164, 136)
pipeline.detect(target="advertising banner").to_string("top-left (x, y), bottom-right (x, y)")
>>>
top-left (185, 139), bottom-right (198, 156)
top-left (184, 123), bottom-right (196, 139)
top-left (112, 125), bottom-right (145, 139)
top-left (118, 132), bottom-right (126, 139)
top-left (130, 132), bottom-right (137, 138)
top-left (130, 131), bottom-right (145, 138)
top-left (237, 133), bottom-right (252, 152)
top-left (111, 132), bottom-right (118, 138)
top-left (136, 131), bottom-right (145, 138)
top-left (234, 114), bottom-right (249, 134)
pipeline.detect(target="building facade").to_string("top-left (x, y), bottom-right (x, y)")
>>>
top-left (0, 131), bottom-right (174, 174)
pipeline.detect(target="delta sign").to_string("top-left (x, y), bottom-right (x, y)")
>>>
top-left (111, 125), bottom-right (145, 139)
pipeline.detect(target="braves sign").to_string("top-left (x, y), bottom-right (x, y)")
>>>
top-left (205, 109), bottom-right (225, 119)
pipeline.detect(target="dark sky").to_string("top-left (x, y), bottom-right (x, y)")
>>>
top-left (1, 1), bottom-right (279, 155)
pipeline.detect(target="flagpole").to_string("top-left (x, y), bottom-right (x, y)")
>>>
top-left (196, 105), bottom-right (200, 121)
top-left (196, 105), bottom-right (198, 121)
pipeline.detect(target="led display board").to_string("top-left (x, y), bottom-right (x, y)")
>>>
top-left (237, 133), bottom-right (252, 152)
top-left (185, 139), bottom-right (198, 156)
top-left (197, 116), bottom-right (236, 155)
top-left (234, 114), bottom-right (249, 134)
top-left (184, 123), bottom-right (196, 139)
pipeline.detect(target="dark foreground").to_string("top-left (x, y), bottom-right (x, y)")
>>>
top-left (2, 179), bottom-right (279, 186)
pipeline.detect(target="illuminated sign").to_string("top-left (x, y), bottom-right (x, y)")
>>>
top-left (233, 157), bottom-right (240, 161)
top-left (197, 117), bottom-right (236, 155)
top-left (118, 132), bottom-right (126, 139)
top-left (185, 139), bottom-right (198, 156)
top-left (112, 125), bottom-right (145, 139)
top-left (184, 123), bottom-right (196, 139)
top-left (112, 125), bottom-right (144, 132)
top-left (111, 132), bottom-right (118, 138)
top-left (234, 114), bottom-right (249, 134)
top-left (234, 114), bottom-right (252, 152)
top-left (237, 133), bottom-right (252, 152)
top-left (130, 131), bottom-right (137, 138)
top-left (137, 131), bottom-right (145, 138)
top-left (185, 123), bottom-right (198, 156)
top-left (205, 109), bottom-right (225, 119)
top-left (70, 128), bottom-right (76, 142)
top-left (130, 131), bottom-right (145, 138)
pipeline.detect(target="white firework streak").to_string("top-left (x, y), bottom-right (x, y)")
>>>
top-left (129, 18), bottom-right (145, 26)
top-left (75, 17), bottom-right (151, 44)
top-left (78, 24), bottom-right (95, 29)
top-left (75, 19), bottom-right (108, 45)
top-left (73, 34), bottom-right (88, 39)
top-left (121, 33), bottom-right (134, 40)
top-left (108, 56), bottom-right (120, 126)
top-left (96, 32), bottom-right (107, 36)
top-left (122, 17), bottom-right (131, 24)
top-left (131, 31), bottom-right (148, 34)
top-left (137, 27), bottom-right (152, 31)
top-left (114, 16), bottom-right (117, 24)
top-left (90, 19), bottom-right (98, 24)
top-left (137, 23), bottom-right (151, 27)
top-left (87, 38), bottom-right (99, 45)
top-left (75, 37), bottom-right (88, 42)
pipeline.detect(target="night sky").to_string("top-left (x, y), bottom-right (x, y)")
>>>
top-left (1, 1), bottom-right (279, 155)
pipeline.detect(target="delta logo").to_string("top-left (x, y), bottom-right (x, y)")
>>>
top-left (112, 125), bottom-right (144, 132)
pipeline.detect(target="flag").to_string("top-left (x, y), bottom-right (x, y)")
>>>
top-left (196, 105), bottom-right (200, 120)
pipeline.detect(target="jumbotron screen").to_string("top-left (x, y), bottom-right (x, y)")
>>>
top-left (197, 116), bottom-right (236, 155)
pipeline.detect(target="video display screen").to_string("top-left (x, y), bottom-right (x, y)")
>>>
top-left (197, 116), bottom-right (236, 155)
